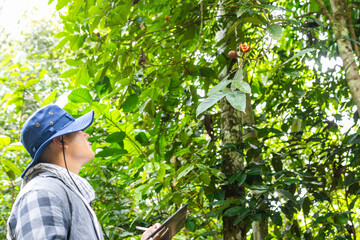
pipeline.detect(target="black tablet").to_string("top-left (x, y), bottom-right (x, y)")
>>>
top-left (146, 204), bottom-right (188, 240)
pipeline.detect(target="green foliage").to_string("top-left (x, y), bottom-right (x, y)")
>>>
top-left (2, 0), bottom-right (360, 239)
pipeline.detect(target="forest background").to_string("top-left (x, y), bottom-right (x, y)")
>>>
top-left (1, 0), bottom-right (360, 239)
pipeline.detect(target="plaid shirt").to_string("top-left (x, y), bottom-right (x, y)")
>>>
top-left (7, 163), bottom-right (102, 239)
top-left (21, 163), bottom-right (96, 204)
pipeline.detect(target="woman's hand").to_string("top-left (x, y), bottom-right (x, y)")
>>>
top-left (141, 223), bottom-right (161, 240)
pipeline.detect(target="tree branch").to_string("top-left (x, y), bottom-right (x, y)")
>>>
top-left (314, 0), bottom-right (335, 23)
top-left (294, 11), bottom-right (322, 19)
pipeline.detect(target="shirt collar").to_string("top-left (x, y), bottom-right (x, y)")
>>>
top-left (22, 163), bottom-right (96, 203)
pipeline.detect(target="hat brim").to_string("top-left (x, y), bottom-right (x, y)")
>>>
top-left (21, 110), bottom-right (94, 178)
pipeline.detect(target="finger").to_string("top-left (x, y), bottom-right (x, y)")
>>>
top-left (141, 223), bottom-right (162, 240)
top-left (153, 226), bottom-right (168, 240)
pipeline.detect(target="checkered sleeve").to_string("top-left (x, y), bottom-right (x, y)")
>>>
top-left (7, 190), bottom-right (68, 240)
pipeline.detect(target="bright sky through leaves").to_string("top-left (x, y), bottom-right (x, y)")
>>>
top-left (0, 0), bottom-right (55, 38)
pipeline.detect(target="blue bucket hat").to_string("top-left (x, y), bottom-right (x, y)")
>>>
top-left (20, 104), bottom-right (94, 178)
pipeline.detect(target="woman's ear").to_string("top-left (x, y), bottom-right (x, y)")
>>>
top-left (52, 136), bottom-right (69, 149)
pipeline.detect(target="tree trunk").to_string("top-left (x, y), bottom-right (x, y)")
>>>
top-left (328, 0), bottom-right (360, 112)
top-left (216, 1), bottom-right (246, 237)
top-left (221, 97), bottom-right (246, 240)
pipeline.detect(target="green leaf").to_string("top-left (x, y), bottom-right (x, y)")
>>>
top-left (69, 35), bottom-right (86, 51)
top-left (225, 91), bottom-right (246, 112)
top-left (270, 212), bottom-right (282, 226)
top-left (233, 81), bottom-right (251, 94)
top-left (249, 185), bottom-right (269, 194)
top-left (282, 69), bottom-right (300, 77)
top-left (54, 31), bottom-right (68, 38)
top-left (196, 92), bottom-right (226, 117)
top-left (223, 206), bottom-right (244, 217)
top-left (96, 148), bottom-right (128, 157)
top-left (59, 69), bottom-right (79, 78)
top-left (227, 20), bottom-right (240, 35)
top-left (309, 1), bottom-right (321, 11)
top-left (139, 98), bottom-right (152, 114)
top-left (56, 0), bottom-right (71, 10)
top-left (209, 200), bottom-right (230, 206)
top-left (88, 5), bottom-right (103, 15)
top-left (0, 55), bottom-right (12, 68)
top-left (68, 0), bottom-right (83, 17)
top-left (90, 16), bottom-right (102, 35)
top-left (229, 172), bottom-right (242, 184)
top-left (0, 135), bottom-right (11, 147)
top-left (171, 192), bottom-right (183, 204)
top-left (291, 118), bottom-right (302, 132)
top-left (106, 132), bottom-right (126, 143)
top-left (199, 67), bottom-right (217, 79)
top-left (277, 189), bottom-right (297, 204)
top-left (207, 80), bottom-right (232, 96)
top-left (38, 69), bottom-right (47, 79)
top-left (283, 179), bottom-right (300, 184)
top-left (234, 208), bottom-right (251, 224)
top-left (349, 197), bottom-right (357, 211)
top-left (1, 159), bottom-right (22, 176)
top-left (122, 94), bottom-right (139, 112)
top-left (237, 6), bottom-right (250, 18)
top-left (186, 221), bottom-right (195, 232)
top-left (42, 89), bottom-right (57, 106)
top-left (302, 196), bottom-right (311, 216)
top-left (5, 142), bottom-right (25, 151)
top-left (175, 148), bottom-right (191, 156)
top-left (75, 63), bottom-right (90, 87)
top-left (282, 48), bottom-right (315, 65)
top-left (335, 213), bottom-right (348, 225)
top-left (267, 24), bottom-right (283, 40)
top-left (345, 171), bottom-right (356, 186)
top-left (269, 128), bottom-right (284, 135)
top-left (68, 88), bottom-right (92, 103)
top-left (271, 156), bottom-right (283, 172)
top-left (177, 165), bottom-right (194, 180)
top-left (242, 17), bottom-right (263, 25)
top-left (237, 174), bottom-right (247, 186)
top-left (55, 36), bottom-right (70, 50)
top-left (66, 59), bottom-right (83, 67)
top-left (135, 132), bottom-right (148, 144)
top-left (59, 69), bottom-right (78, 78)
top-left (200, 172), bottom-right (211, 185)
top-left (157, 167), bottom-right (166, 181)
top-left (233, 69), bottom-right (244, 82)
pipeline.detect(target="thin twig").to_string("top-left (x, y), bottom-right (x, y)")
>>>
top-left (294, 11), bottom-right (322, 19)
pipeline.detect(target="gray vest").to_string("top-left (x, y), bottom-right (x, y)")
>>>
top-left (7, 170), bottom-right (104, 240)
